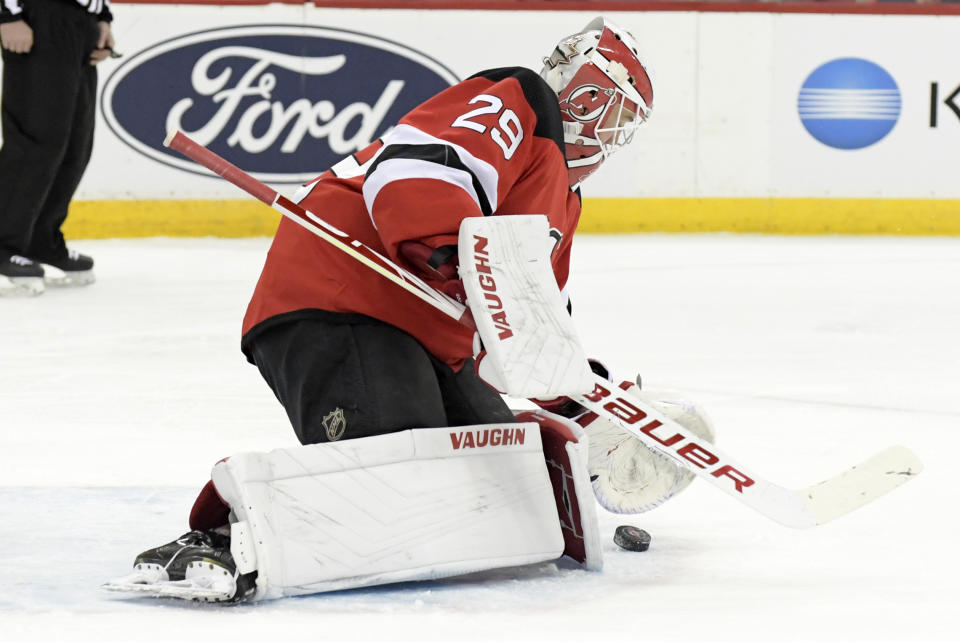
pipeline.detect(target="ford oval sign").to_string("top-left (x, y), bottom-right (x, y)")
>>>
top-left (101, 25), bottom-right (459, 182)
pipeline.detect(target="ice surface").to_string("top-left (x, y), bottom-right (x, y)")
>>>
top-left (1, 235), bottom-right (957, 641)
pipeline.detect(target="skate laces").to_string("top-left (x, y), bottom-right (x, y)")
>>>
top-left (177, 531), bottom-right (212, 546)
top-left (160, 532), bottom-right (213, 571)
top-left (9, 255), bottom-right (34, 266)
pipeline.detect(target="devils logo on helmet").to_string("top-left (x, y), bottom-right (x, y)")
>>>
top-left (560, 84), bottom-right (616, 124)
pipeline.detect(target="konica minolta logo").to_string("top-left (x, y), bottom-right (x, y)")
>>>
top-left (797, 58), bottom-right (901, 150)
top-left (101, 25), bottom-right (458, 182)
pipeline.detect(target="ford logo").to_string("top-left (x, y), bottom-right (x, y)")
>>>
top-left (101, 25), bottom-right (458, 182)
top-left (797, 58), bottom-right (901, 150)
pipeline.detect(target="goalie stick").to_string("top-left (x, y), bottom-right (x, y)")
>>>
top-left (573, 378), bottom-right (920, 528)
top-left (164, 130), bottom-right (923, 529)
top-left (162, 131), bottom-right (472, 328)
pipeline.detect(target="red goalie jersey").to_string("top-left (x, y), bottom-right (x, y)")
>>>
top-left (241, 67), bottom-right (581, 371)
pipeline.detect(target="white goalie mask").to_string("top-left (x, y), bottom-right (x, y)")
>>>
top-left (541, 17), bottom-right (653, 189)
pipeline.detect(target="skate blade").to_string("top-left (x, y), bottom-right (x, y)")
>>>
top-left (0, 275), bottom-right (44, 297)
top-left (42, 266), bottom-right (95, 287)
top-left (102, 574), bottom-right (235, 602)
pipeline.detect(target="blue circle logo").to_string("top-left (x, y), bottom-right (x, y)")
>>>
top-left (797, 58), bottom-right (901, 150)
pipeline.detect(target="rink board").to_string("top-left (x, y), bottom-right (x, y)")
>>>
top-left (2, 1), bottom-right (958, 234)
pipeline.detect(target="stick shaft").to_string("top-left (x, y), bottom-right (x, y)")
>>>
top-left (165, 131), bottom-right (277, 205)
top-left (163, 130), bottom-right (470, 324)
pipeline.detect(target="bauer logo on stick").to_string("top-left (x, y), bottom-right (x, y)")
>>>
top-left (585, 381), bottom-right (755, 493)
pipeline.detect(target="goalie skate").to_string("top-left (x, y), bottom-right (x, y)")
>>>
top-left (102, 530), bottom-right (255, 603)
top-left (103, 572), bottom-right (238, 602)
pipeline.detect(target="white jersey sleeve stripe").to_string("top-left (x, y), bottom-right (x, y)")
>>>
top-left (362, 158), bottom-right (484, 228)
top-left (375, 124), bottom-right (499, 212)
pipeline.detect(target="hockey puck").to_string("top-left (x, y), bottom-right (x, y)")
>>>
top-left (613, 525), bottom-right (651, 552)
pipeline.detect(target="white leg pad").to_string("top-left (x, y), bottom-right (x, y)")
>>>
top-left (518, 409), bottom-right (603, 571)
top-left (211, 423), bottom-right (565, 601)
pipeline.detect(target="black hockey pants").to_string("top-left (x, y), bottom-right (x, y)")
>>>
top-left (247, 314), bottom-right (516, 445)
top-left (0, 0), bottom-right (100, 261)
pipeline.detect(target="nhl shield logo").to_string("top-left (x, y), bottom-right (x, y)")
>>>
top-left (322, 407), bottom-right (347, 441)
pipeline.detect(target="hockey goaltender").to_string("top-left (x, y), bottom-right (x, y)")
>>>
top-left (105, 17), bottom-right (718, 603)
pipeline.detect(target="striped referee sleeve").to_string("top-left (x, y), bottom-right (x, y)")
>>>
top-left (76, 0), bottom-right (113, 20)
top-left (1, 0), bottom-right (24, 21)
top-left (0, 1), bottom-right (112, 24)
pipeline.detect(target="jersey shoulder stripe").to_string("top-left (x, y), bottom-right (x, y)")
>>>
top-left (329, 140), bottom-right (384, 179)
top-left (362, 124), bottom-right (499, 218)
top-left (367, 143), bottom-right (493, 216)
top-left (466, 67), bottom-right (564, 157)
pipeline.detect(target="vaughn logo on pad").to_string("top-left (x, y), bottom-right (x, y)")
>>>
top-left (449, 427), bottom-right (526, 450)
top-left (101, 25), bottom-right (458, 182)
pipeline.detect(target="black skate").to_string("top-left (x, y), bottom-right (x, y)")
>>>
top-left (36, 248), bottom-right (95, 287)
top-left (104, 530), bottom-right (256, 603)
top-left (0, 254), bottom-right (44, 297)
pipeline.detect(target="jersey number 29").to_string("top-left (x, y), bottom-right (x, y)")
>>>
top-left (452, 94), bottom-right (524, 160)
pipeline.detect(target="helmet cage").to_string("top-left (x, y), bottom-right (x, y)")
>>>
top-left (595, 93), bottom-right (642, 158)
top-left (557, 63), bottom-right (645, 161)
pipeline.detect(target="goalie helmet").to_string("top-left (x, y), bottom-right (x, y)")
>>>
top-left (541, 17), bottom-right (653, 188)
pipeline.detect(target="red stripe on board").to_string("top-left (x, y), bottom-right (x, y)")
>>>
top-left (111, 0), bottom-right (960, 17)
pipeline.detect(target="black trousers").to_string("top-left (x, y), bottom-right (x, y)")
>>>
top-left (247, 315), bottom-right (516, 445)
top-left (0, 0), bottom-right (100, 261)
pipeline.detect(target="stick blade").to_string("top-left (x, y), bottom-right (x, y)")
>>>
top-left (802, 445), bottom-right (923, 526)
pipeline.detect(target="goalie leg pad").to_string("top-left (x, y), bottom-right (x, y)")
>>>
top-left (515, 410), bottom-right (602, 571)
top-left (211, 423), bottom-right (570, 601)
